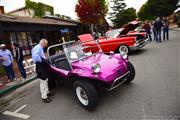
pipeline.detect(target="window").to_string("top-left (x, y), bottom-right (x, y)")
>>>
top-left (16, 32), bottom-right (30, 55)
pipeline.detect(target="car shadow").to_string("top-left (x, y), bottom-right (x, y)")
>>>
top-left (49, 80), bottom-right (138, 113)
top-left (130, 49), bottom-right (147, 56)
top-left (96, 82), bottom-right (137, 109)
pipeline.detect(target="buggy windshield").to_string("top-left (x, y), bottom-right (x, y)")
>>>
top-left (63, 42), bottom-right (94, 62)
top-left (47, 40), bottom-right (101, 64)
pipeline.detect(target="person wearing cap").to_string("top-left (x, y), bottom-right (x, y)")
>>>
top-left (0, 44), bottom-right (16, 82)
top-left (32, 39), bottom-right (54, 103)
top-left (13, 43), bottom-right (26, 81)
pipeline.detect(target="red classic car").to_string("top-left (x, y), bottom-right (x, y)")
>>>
top-left (106, 20), bottom-right (148, 41)
top-left (91, 21), bottom-right (147, 54)
top-left (120, 20), bottom-right (146, 38)
top-left (78, 31), bottom-right (148, 54)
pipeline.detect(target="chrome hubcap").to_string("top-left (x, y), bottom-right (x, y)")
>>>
top-left (76, 87), bottom-right (89, 105)
top-left (119, 45), bottom-right (128, 54)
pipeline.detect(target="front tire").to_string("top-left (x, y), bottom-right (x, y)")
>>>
top-left (125, 62), bottom-right (135, 83)
top-left (73, 80), bottom-right (99, 110)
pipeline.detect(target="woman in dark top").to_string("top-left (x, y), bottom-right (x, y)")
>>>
top-left (13, 43), bottom-right (26, 80)
top-left (143, 21), bottom-right (152, 41)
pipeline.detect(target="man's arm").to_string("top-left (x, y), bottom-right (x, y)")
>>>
top-left (32, 48), bottom-right (42, 62)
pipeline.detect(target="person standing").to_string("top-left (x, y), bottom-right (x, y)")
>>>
top-left (0, 44), bottom-right (16, 82)
top-left (162, 18), bottom-right (169, 41)
top-left (154, 17), bottom-right (163, 43)
top-left (143, 21), bottom-right (152, 41)
top-left (32, 39), bottom-right (54, 103)
top-left (13, 43), bottom-right (27, 81)
top-left (152, 21), bottom-right (157, 41)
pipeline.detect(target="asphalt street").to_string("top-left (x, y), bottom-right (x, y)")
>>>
top-left (0, 30), bottom-right (180, 120)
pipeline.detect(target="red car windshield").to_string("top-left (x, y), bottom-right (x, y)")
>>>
top-left (106, 28), bottom-right (124, 38)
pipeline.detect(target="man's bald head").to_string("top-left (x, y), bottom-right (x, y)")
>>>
top-left (39, 39), bottom-right (48, 48)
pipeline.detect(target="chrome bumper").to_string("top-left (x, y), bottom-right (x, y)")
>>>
top-left (130, 38), bottom-right (149, 51)
top-left (105, 71), bottom-right (130, 91)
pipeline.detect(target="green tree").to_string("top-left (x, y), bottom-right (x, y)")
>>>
top-left (26, 0), bottom-right (54, 17)
top-left (109, 0), bottom-right (137, 28)
top-left (114, 8), bottom-right (137, 28)
top-left (138, 3), bottom-right (155, 21)
top-left (138, 0), bottom-right (179, 20)
top-left (109, 0), bottom-right (126, 22)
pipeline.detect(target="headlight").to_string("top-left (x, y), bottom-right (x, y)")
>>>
top-left (120, 52), bottom-right (128, 60)
top-left (92, 63), bottom-right (101, 74)
top-left (122, 54), bottom-right (128, 59)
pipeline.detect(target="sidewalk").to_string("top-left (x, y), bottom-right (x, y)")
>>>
top-left (170, 27), bottom-right (180, 31)
top-left (169, 24), bottom-right (180, 31)
top-left (0, 75), bottom-right (36, 96)
top-left (0, 58), bottom-right (36, 96)
top-left (0, 74), bottom-right (37, 112)
top-left (0, 76), bottom-right (38, 113)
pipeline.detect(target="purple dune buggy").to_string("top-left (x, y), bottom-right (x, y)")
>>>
top-left (47, 40), bottom-right (135, 110)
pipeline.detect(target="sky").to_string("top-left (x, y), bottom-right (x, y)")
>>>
top-left (0, 0), bottom-right (148, 22)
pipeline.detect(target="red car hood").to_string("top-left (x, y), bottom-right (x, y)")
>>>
top-left (120, 20), bottom-right (141, 35)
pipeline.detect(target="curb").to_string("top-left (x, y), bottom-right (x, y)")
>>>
top-left (0, 77), bottom-right (38, 113)
top-left (170, 28), bottom-right (180, 31)
top-left (0, 77), bottom-right (37, 97)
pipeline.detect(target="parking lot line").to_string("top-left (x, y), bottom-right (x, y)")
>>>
top-left (2, 104), bottom-right (30, 119)
top-left (14, 104), bottom-right (27, 113)
top-left (3, 111), bottom-right (30, 119)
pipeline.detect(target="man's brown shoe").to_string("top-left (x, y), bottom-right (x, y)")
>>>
top-left (42, 98), bottom-right (52, 103)
top-left (47, 92), bottom-right (55, 96)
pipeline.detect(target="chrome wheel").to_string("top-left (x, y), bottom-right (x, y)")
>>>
top-left (73, 80), bottom-right (99, 110)
top-left (76, 87), bottom-right (89, 106)
top-left (119, 45), bottom-right (129, 54)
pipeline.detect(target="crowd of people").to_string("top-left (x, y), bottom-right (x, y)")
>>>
top-left (142, 17), bottom-right (170, 42)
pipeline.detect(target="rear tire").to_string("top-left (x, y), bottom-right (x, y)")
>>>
top-left (125, 62), bottom-right (135, 83)
top-left (116, 45), bottom-right (131, 54)
top-left (73, 80), bottom-right (99, 110)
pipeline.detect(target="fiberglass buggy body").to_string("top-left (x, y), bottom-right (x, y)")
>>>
top-left (46, 40), bottom-right (135, 110)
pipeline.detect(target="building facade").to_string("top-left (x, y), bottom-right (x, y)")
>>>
top-left (0, 14), bottom-right (78, 55)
